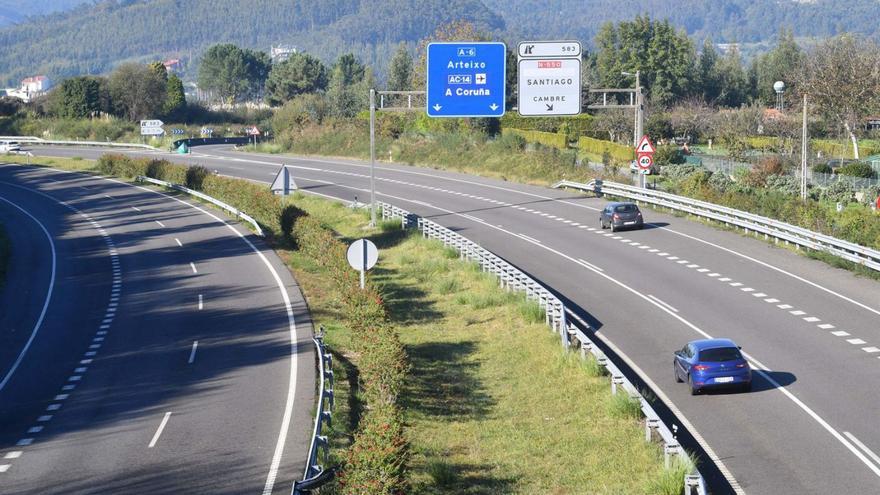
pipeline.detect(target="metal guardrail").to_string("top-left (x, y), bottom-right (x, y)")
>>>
top-left (0, 135), bottom-right (158, 151)
top-left (379, 201), bottom-right (707, 495)
top-left (555, 179), bottom-right (880, 273)
top-left (293, 329), bottom-right (336, 494)
top-left (135, 176), bottom-right (264, 236)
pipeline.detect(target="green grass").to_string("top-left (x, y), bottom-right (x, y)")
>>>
top-left (280, 199), bottom-right (690, 494)
top-left (0, 223), bottom-right (9, 288)
top-left (3, 154), bottom-right (97, 173)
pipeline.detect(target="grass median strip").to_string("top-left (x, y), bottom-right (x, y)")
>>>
top-left (280, 196), bottom-right (689, 494)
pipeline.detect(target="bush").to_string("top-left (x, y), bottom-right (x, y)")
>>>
top-left (813, 162), bottom-right (833, 174)
top-left (145, 159), bottom-right (168, 180)
top-left (185, 165), bottom-right (210, 190)
top-left (837, 161), bottom-right (876, 179)
top-left (578, 136), bottom-right (634, 162)
top-left (662, 163), bottom-right (705, 181)
top-left (763, 175), bottom-right (801, 196)
top-left (502, 128), bottom-right (567, 150)
top-left (707, 170), bottom-right (734, 192)
top-left (280, 203), bottom-right (307, 242)
top-left (821, 180), bottom-right (855, 204)
top-left (338, 403), bottom-right (410, 495)
top-left (653, 145), bottom-right (685, 166)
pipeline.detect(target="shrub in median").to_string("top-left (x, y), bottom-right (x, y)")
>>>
top-left (338, 402), bottom-right (409, 495)
top-left (185, 165), bottom-right (210, 190)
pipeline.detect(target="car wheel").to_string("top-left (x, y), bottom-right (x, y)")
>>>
top-left (600, 219), bottom-right (606, 229)
top-left (688, 375), bottom-right (699, 395)
top-left (610, 223), bottom-right (617, 233)
top-left (674, 363), bottom-right (682, 383)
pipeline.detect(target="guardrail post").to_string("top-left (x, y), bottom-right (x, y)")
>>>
top-left (646, 417), bottom-right (660, 442)
top-left (685, 473), bottom-right (706, 495)
top-left (611, 375), bottom-right (624, 395)
top-left (664, 442), bottom-right (681, 469)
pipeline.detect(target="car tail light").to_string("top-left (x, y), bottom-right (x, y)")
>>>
top-left (612, 214), bottom-right (620, 220)
top-left (736, 363), bottom-right (747, 368)
top-left (693, 365), bottom-right (709, 371)
top-left (636, 212), bottom-right (642, 217)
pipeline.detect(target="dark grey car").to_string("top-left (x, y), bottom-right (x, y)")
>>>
top-left (599, 202), bottom-right (644, 232)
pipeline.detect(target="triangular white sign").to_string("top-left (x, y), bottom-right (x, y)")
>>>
top-left (636, 135), bottom-right (656, 154)
top-left (270, 164), bottom-right (298, 195)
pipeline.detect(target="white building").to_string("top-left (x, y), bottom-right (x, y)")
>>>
top-left (6, 75), bottom-right (52, 102)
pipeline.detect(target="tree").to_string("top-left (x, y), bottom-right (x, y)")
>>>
top-left (52, 76), bottom-right (102, 119)
top-left (327, 53), bottom-right (372, 117)
top-left (595, 16), bottom-right (696, 107)
top-left (695, 39), bottom-right (721, 104)
top-left (164, 73), bottom-right (186, 119)
top-left (198, 44), bottom-right (269, 105)
top-left (797, 34), bottom-right (880, 159)
top-left (149, 61), bottom-right (168, 82)
top-left (754, 29), bottom-right (804, 106)
top-left (109, 63), bottom-right (166, 121)
top-left (714, 46), bottom-right (750, 108)
top-left (265, 52), bottom-right (328, 107)
top-left (386, 43), bottom-right (413, 91)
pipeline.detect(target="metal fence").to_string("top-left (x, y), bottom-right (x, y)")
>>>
top-left (134, 176), bottom-right (264, 236)
top-left (379, 201), bottom-right (707, 495)
top-left (1, 135), bottom-right (159, 151)
top-left (293, 330), bottom-right (336, 494)
top-left (556, 179), bottom-right (880, 273)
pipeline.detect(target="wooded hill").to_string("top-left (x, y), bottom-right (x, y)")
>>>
top-left (2, 0), bottom-right (880, 86)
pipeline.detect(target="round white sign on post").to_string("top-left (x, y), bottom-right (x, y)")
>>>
top-left (347, 239), bottom-right (379, 289)
top-left (637, 154), bottom-right (653, 170)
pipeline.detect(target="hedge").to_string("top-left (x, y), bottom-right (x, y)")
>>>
top-left (501, 128), bottom-right (568, 150)
top-left (577, 136), bottom-right (634, 162)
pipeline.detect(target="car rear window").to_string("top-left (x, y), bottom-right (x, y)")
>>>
top-left (699, 347), bottom-right (743, 362)
top-left (614, 204), bottom-right (638, 213)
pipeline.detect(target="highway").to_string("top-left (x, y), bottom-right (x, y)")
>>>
top-left (0, 163), bottom-right (314, 494)
top-left (24, 144), bottom-right (880, 494)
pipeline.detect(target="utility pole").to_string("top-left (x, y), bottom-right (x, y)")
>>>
top-left (369, 88), bottom-right (377, 226)
top-left (801, 94), bottom-right (808, 201)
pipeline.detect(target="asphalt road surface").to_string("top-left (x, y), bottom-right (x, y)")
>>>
top-left (25, 144), bottom-right (880, 494)
top-left (0, 162), bottom-right (315, 494)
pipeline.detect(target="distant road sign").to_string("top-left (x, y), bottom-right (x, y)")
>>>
top-left (518, 57), bottom-right (581, 116)
top-left (518, 40), bottom-right (581, 59)
top-left (637, 153), bottom-right (654, 170)
top-left (140, 127), bottom-right (165, 136)
top-left (140, 119), bottom-right (164, 128)
top-left (246, 126), bottom-right (261, 136)
top-left (636, 135), bottom-right (656, 154)
top-left (426, 41), bottom-right (506, 118)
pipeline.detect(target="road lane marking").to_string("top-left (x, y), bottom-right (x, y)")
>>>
top-left (148, 412), bottom-right (172, 448)
top-left (190, 262), bottom-right (198, 274)
top-left (131, 206), bottom-right (141, 212)
top-left (778, 304), bottom-right (792, 309)
top-left (648, 294), bottom-right (678, 313)
top-left (518, 233), bottom-right (542, 244)
top-left (847, 339), bottom-right (867, 345)
top-left (0, 196), bottom-right (57, 392)
top-left (862, 347), bottom-right (880, 353)
top-left (804, 317), bottom-right (820, 322)
top-left (155, 220), bottom-right (165, 228)
top-left (37, 416), bottom-right (51, 422)
top-left (198, 294), bottom-right (203, 310)
top-left (790, 310), bottom-right (806, 315)
top-left (0, 464), bottom-right (10, 472)
top-left (818, 324), bottom-right (835, 329)
top-left (188, 341), bottom-right (199, 364)
top-left (16, 439), bottom-right (32, 447)
top-left (27, 426), bottom-right (42, 434)
top-left (576, 258), bottom-right (603, 272)
top-left (175, 238), bottom-right (183, 247)
top-left (845, 432), bottom-right (880, 468)
top-left (4, 452), bottom-right (21, 459)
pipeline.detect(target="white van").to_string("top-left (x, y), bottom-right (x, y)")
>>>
top-left (0, 141), bottom-right (21, 152)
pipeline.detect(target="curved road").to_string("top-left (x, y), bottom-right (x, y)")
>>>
top-left (28, 144), bottom-right (880, 494)
top-left (0, 163), bottom-right (314, 494)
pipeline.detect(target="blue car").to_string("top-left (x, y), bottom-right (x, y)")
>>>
top-left (674, 338), bottom-right (752, 395)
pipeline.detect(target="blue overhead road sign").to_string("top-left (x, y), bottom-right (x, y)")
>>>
top-left (426, 42), bottom-right (506, 118)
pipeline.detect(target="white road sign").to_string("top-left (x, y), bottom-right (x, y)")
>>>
top-left (347, 238), bottom-right (379, 289)
top-left (518, 58), bottom-right (581, 116)
top-left (637, 154), bottom-right (654, 170)
top-left (140, 127), bottom-right (165, 136)
top-left (140, 119), bottom-right (164, 128)
top-left (518, 40), bottom-right (581, 59)
top-left (270, 164), bottom-right (298, 195)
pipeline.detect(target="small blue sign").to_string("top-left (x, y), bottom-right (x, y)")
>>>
top-left (427, 42), bottom-right (506, 118)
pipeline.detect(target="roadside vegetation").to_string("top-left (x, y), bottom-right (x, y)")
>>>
top-left (20, 153), bottom-right (693, 494)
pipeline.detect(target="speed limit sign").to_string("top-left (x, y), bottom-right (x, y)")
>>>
top-left (637, 153), bottom-right (653, 170)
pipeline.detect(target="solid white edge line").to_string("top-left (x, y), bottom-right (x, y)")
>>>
top-left (148, 412), bottom-right (172, 448)
top-left (647, 294), bottom-right (679, 313)
top-left (0, 195), bottom-right (57, 392)
top-left (576, 258), bottom-right (604, 272)
top-left (845, 432), bottom-right (880, 468)
top-left (198, 294), bottom-right (203, 310)
top-left (114, 178), bottom-right (300, 495)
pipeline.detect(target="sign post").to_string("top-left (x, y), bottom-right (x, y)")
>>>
top-left (140, 119), bottom-right (165, 136)
top-left (346, 239), bottom-right (379, 289)
top-left (517, 41), bottom-right (582, 116)
top-left (635, 135), bottom-right (656, 184)
top-left (426, 42), bottom-right (506, 118)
